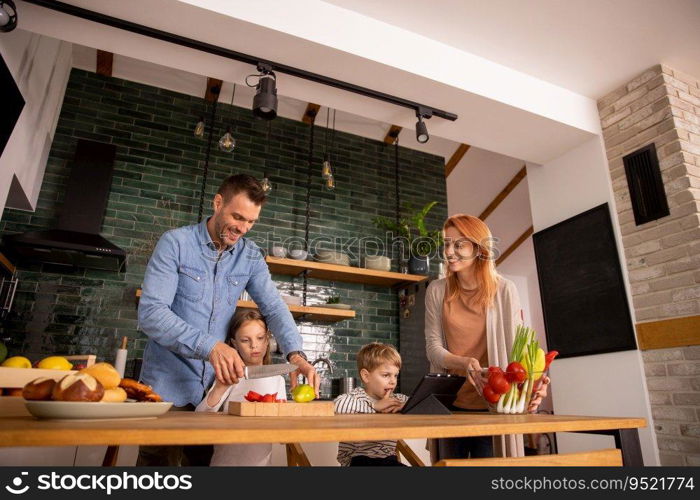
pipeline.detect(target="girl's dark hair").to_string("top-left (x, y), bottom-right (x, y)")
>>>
top-left (227, 309), bottom-right (272, 365)
top-left (217, 174), bottom-right (268, 206)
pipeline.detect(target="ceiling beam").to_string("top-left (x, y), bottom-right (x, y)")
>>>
top-left (302, 103), bottom-right (321, 124)
top-left (96, 50), bottom-right (113, 77)
top-left (383, 125), bottom-right (402, 144)
top-left (204, 77), bottom-right (223, 102)
top-left (496, 226), bottom-right (534, 267)
top-left (479, 165), bottom-right (527, 221)
top-left (445, 144), bottom-right (471, 177)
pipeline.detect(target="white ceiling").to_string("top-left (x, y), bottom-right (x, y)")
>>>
top-left (24, 0), bottom-right (696, 276)
top-left (324, 0), bottom-right (700, 98)
top-left (18, 0), bottom-right (600, 164)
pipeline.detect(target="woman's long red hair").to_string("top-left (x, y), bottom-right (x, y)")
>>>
top-left (444, 214), bottom-right (500, 309)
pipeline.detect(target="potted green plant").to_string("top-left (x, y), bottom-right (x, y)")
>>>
top-left (372, 201), bottom-right (443, 275)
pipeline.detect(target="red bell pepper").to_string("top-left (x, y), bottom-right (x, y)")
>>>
top-left (244, 391), bottom-right (263, 402)
top-left (260, 392), bottom-right (278, 403)
top-left (544, 350), bottom-right (559, 370)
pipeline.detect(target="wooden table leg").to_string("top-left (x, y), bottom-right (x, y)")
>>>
top-left (285, 443), bottom-right (311, 466)
top-left (615, 429), bottom-right (643, 466)
top-left (102, 445), bottom-right (120, 466)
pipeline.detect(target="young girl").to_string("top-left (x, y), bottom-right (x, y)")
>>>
top-left (195, 309), bottom-right (286, 466)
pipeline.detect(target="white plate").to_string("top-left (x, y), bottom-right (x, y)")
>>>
top-left (321, 303), bottom-right (352, 310)
top-left (25, 400), bottom-right (173, 419)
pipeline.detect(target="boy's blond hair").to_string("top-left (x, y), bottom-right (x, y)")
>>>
top-left (356, 342), bottom-right (401, 373)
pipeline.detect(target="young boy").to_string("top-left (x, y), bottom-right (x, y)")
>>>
top-left (334, 342), bottom-right (408, 466)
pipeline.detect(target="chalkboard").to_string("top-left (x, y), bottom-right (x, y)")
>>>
top-left (0, 53), bottom-right (25, 158)
top-left (533, 203), bottom-right (637, 358)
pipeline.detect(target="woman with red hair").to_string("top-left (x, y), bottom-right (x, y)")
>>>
top-left (424, 214), bottom-right (547, 461)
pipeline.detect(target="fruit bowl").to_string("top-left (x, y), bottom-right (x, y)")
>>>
top-left (469, 367), bottom-right (548, 415)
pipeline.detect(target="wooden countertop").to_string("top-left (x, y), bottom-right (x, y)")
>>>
top-left (0, 412), bottom-right (646, 447)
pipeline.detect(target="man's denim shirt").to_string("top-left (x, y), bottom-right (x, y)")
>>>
top-left (137, 219), bottom-right (303, 406)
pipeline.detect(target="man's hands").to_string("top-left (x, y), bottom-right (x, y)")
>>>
top-left (373, 391), bottom-right (405, 413)
top-left (209, 341), bottom-right (245, 385)
top-left (288, 353), bottom-right (320, 397)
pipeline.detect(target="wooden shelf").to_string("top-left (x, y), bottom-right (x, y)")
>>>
top-left (236, 300), bottom-right (355, 323)
top-left (265, 256), bottom-right (427, 287)
top-left (0, 251), bottom-right (15, 276)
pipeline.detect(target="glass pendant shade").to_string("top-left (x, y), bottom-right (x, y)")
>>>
top-left (261, 177), bottom-right (272, 193)
top-left (325, 174), bottom-right (335, 191)
top-left (322, 158), bottom-right (332, 179)
top-left (218, 127), bottom-right (235, 152)
top-left (194, 117), bottom-right (205, 138)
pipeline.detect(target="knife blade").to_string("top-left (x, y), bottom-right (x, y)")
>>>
top-left (244, 363), bottom-right (297, 380)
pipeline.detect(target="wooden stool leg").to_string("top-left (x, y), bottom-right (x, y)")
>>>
top-left (102, 445), bottom-right (120, 466)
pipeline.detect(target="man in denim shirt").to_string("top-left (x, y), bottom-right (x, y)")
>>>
top-left (137, 174), bottom-right (317, 466)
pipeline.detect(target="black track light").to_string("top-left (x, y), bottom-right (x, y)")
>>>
top-left (251, 63), bottom-right (278, 120)
top-left (0, 0), bottom-right (18, 32)
top-left (415, 107), bottom-right (432, 144)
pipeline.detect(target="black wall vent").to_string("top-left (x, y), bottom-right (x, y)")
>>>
top-left (623, 143), bottom-right (670, 225)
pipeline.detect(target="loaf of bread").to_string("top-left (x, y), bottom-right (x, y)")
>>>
top-left (22, 377), bottom-right (56, 400)
top-left (80, 362), bottom-right (121, 389)
top-left (52, 373), bottom-right (105, 402)
top-left (101, 387), bottom-right (127, 403)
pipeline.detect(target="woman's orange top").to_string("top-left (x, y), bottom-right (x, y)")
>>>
top-left (442, 289), bottom-right (488, 410)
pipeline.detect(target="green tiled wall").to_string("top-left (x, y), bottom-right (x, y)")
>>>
top-left (0, 69), bottom-right (447, 377)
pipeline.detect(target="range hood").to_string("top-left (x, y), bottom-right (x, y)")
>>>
top-left (3, 139), bottom-right (127, 272)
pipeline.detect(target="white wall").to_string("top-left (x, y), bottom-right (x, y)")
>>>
top-left (526, 136), bottom-right (659, 465)
top-left (0, 29), bottom-right (72, 217)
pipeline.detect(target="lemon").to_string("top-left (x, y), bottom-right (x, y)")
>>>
top-left (36, 356), bottom-right (73, 370)
top-left (1, 356), bottom-right (32, 369)
top-left (291, 384), bottom-right (316, 403)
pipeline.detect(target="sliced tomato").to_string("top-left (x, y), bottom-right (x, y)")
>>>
top-left (482, 385), bottom-right (500, 404)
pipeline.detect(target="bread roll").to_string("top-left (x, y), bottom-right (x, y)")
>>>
top-left (80, 362), bottom-right (121, 389)
top-left (4, 388), bottom-right (23, 397)
top-left (22, 377), bottom-right (56, 400)
top-left (100, 387), bottom-right (127, 403)
top-left (52, 373), bottom-right (104, 402)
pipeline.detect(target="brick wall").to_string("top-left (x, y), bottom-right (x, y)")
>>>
top-left (0, 69), bottom-right (447, 380)
top-left (599, 64), bottom-right (700, 465)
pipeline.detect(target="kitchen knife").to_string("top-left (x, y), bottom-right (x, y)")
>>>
top-left (244, 363), bottom-right (298, 379)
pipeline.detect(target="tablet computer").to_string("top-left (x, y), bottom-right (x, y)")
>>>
top-left (400, 373), bottom-right (466, 414)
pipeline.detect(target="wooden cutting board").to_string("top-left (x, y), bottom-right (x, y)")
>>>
top-left (0, 367), bottom-right (77, 389)
top-left (228, 401), bottom-right (334, 417)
